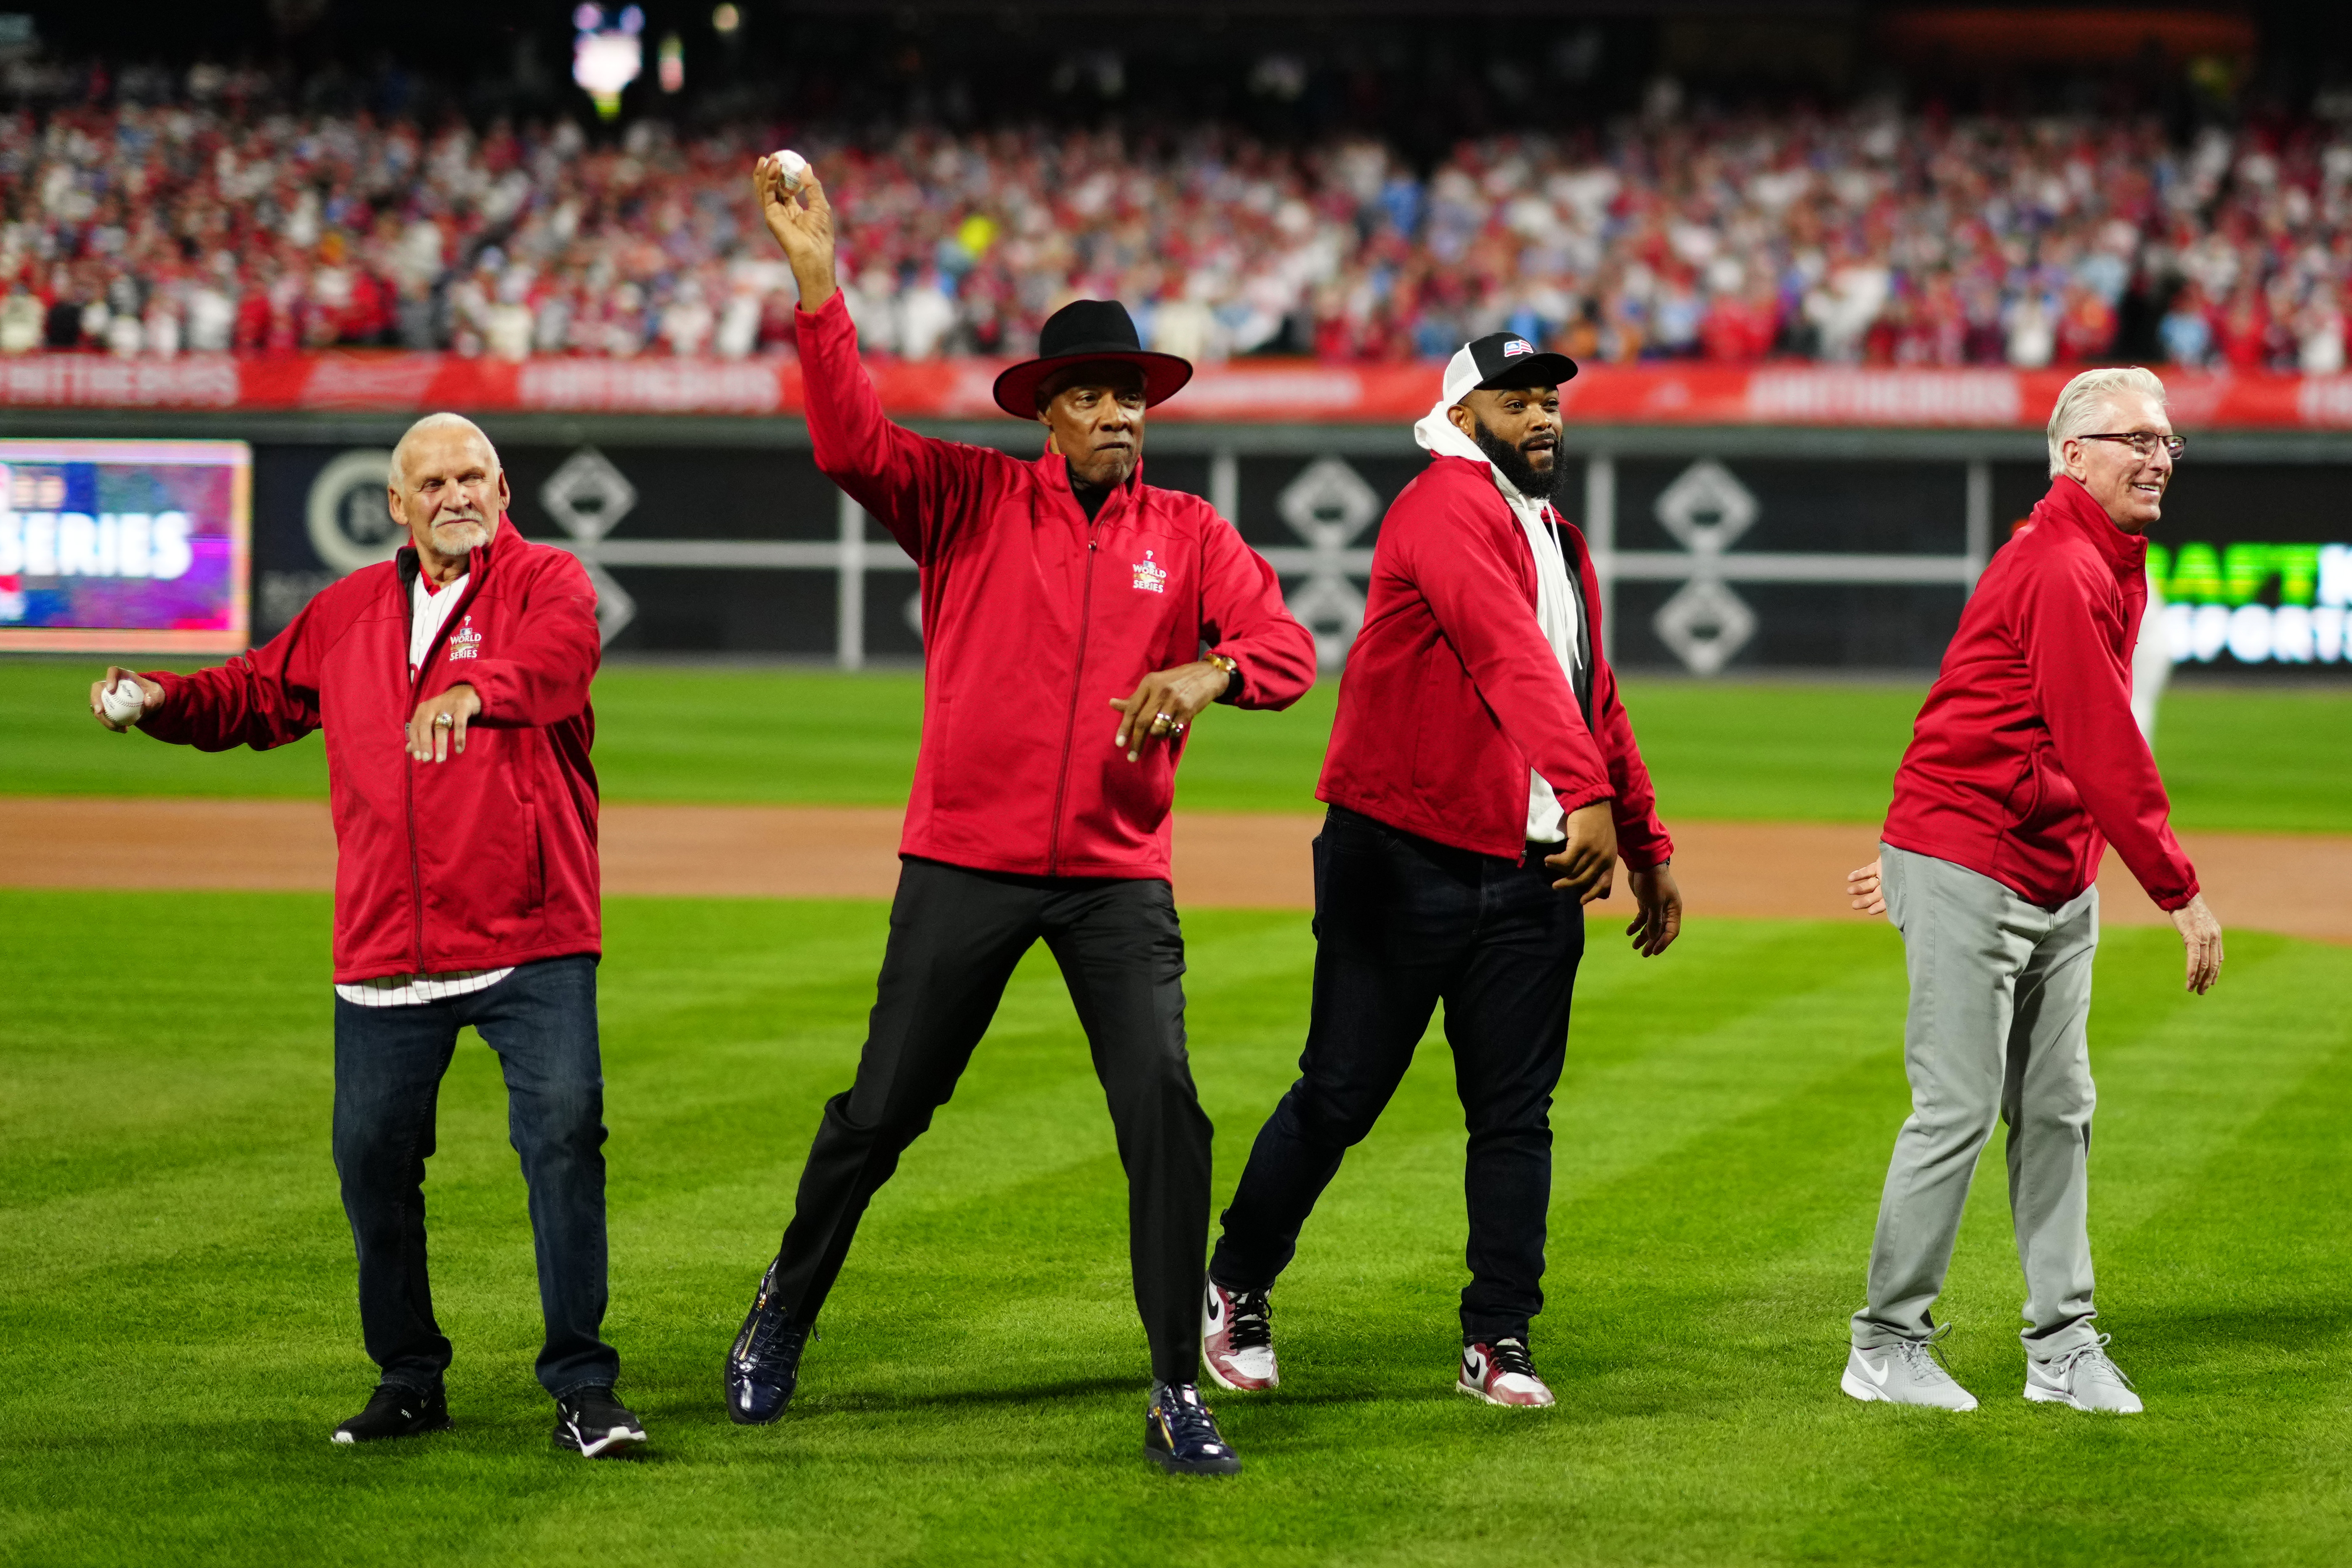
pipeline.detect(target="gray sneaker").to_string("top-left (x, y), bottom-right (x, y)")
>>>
top-left (1842, 1327), bottom-right (1978, 1411)
top-left (2024, 1334), bottom-right (2142, 1414)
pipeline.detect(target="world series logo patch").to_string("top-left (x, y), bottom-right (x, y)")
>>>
top-left (449, 614), bottom-right (483, 660)
top-left (1132, 551), bottom-right (1167, 594)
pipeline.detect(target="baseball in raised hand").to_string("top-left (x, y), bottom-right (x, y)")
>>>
top-left (752, 151), bottom-right (837, 309)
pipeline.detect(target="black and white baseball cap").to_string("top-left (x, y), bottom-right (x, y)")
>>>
top-left (1439, 332), bottom-right (1580, 407)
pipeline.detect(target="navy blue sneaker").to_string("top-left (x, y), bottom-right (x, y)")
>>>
top-left (552, 1386), bottom-right (646, 1458)
top-left (726, 1259), bottom-right (813, 1425)
top-left (330, 1381), bottom-right (449, 1444)
top-left (1143, 1380), bottom-right (1241, 1476)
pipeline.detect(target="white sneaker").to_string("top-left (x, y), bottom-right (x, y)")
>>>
top-left (2024, 1335), bottom-right (2142, 1414)
top-left (1842, 1329), bottom-right (1979, 1411)
top-left (1458, 1339), bottom-right (1554, 1407)
top-left (1201, 1279), bottom-right (1278, 1392)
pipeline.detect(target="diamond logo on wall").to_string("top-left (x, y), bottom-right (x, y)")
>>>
top-left (1652, 459), bottom-right (1758, 551)
top-left (1277, 457), bottom-right (1383, 668)
top-left (540, 446), bottom-right (639, 643)
top-left (539, 446), bottom-right (638, 542)
top-left (1650, 459), bottom-right (1761, 674)
top-left (1653, 577), bottom-right (1758, 676)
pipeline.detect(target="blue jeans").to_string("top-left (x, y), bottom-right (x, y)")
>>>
top-left (331, 954), bottom-right (619, 1397)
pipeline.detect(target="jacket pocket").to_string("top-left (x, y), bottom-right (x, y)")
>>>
top-left (926, 697), bottom-right (954, 813)
top-left (2002, 749), bottom-right (2045, 831)
top-left (524, 802), bottom-right (545, 914)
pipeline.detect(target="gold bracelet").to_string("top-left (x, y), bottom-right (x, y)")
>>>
top-left (1207, 653), bottom-right (1238, 678)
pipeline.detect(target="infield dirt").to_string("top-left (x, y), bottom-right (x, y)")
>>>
top-left (1, 797), bottom-right (2342, 941)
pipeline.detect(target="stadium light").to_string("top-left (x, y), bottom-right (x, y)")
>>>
top-left (712, 3), bottom-right (740, 35)
top-left (659, 32), bottom-right (684, 93)
top-left (573, 5), bottom-right (646, 121)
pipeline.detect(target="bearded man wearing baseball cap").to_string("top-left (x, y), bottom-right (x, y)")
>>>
top-left (723, 155), bottom-right (1316, 1475)
top-left (1200, 335), bottom-right (1681, 1409)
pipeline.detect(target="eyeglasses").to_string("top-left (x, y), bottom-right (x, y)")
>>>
top-left (2078, 432), bottom-right (2186, 461)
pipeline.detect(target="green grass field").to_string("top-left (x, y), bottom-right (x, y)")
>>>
top-left (4, 661), bottom-right (2350, 1565)
top-left (5, 657), bottom-right (2352, 831)
top-left (3, 892), bottom-right (2347, 1566)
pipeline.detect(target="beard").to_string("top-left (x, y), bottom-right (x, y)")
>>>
top-left (427, 514), bottom-right (492, 555)
top-left (1471, 420), bottom-right (1559, 500)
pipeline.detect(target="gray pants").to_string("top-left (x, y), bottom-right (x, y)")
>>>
top-left (1850, 844), bottom-right (2102, 1363)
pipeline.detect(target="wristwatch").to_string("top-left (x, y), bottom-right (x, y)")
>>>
top-left (1206, 651), bottom-right (1240, 701)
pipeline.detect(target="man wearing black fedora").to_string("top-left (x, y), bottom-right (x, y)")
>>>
top-left (722, 154), bottom-right (1316, 1475)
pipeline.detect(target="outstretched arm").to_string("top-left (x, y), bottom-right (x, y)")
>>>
top-left (124, 606), bottom-right (327, 752)
top-left (755, 155), bottom-right (997, 565)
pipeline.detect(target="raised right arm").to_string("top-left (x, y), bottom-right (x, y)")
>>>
top-left (757, 155), bottom-right (997, 565)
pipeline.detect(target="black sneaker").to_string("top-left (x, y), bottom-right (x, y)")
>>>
top-left (1142, 1380), bottom-right (1241, 1476)
top-left (553, 1387), bottom-right (646, 1458)
top-left (725, 1258), bottom-right (813, 1425)
top-left (331, 1382), bottom-right (450, 1445)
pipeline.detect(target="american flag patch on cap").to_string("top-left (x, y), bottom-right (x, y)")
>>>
top-left (1504, 339), bottom-right (1533, 356)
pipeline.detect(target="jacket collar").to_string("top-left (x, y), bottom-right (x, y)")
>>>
top-left (1039, 448), bottom-right (1143, 521)
top-left (2036, 476), bottom-right (2148, 575)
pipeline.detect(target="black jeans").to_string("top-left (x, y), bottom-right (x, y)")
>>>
top-left (766, 856), bottom-right (1213, 1385)
top-left (331, 954), bottom-right (618, 1397)
top-left (1210, 805), bottom-right (1586, 1344)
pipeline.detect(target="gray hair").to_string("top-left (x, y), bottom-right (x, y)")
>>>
top-left (388, 412), bottom-right (500, 488)
top-left (2046, 367), bottom-right (2167, 478)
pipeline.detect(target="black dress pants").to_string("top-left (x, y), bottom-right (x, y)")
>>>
top-left (766, 856), bottom-right (1213, 1385)
top-left (1210, 805), bottom-right (1586, 1344)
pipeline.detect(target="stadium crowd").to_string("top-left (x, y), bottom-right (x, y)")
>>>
top-left (5, 78), bottom-right (2352, 370)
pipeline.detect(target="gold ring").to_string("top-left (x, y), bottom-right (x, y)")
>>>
top-left (434, 713), bottom-right (454, 727)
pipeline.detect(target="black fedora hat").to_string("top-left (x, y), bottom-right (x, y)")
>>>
top-left (991, 299), bottom-right (1194, 419)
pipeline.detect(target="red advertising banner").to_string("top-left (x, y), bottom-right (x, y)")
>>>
top-left (3, 353), bottom-right (2350, 429)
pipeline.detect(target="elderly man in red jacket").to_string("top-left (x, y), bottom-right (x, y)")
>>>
top-left (1201, 334), bottom-right (1681, 1409)
top-left (1839, 366), bottom-right (2224, 1417)
top-left (723, 156), bottom-right (1316, 1475)
top-left (88, 413), bottom-right (644, 1457)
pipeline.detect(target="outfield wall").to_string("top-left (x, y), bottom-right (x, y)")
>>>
top-left (4, 407), bottom-right (2349, 678)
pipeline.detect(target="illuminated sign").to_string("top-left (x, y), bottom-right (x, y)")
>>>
top-left (2150, 541), bottom-right (2351, 665)
top-left (0, 439), bottom-right (250, 653)
top-left (573, 4), bottom-right (646, 120)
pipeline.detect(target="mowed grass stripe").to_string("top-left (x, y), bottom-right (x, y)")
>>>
top-left (6, 891), bottom-right (2352, 1567)
top-left (8, 658), bottom-right (2352, 833)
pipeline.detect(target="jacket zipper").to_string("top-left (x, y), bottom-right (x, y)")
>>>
top-left (403, 548), bottom-right (490, 974)
top-left (1045, 520), bottom-right (1101, 876)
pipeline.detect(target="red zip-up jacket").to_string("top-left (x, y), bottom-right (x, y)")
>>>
top-left (799, 290), bottom-right (1316, 879)
top-left (1883, 475), bottom-right (2197, 912)
top-left (1318, 454), bottom-right (1672, 867)
top-left (138, 519), bottom-right (604, 982)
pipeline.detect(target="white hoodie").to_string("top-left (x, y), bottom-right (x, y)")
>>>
top-left (1411, 398), bottom-right (1584, 843)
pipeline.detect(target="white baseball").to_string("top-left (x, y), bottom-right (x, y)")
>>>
top-left (101, 678), bottom-right (146, 725)
top-left (770, 149), bottom-right (808, 191)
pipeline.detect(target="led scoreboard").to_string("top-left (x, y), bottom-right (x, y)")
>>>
top-left (0, 440), bottom-right (250, 654)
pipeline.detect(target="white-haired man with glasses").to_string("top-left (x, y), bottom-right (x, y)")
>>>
top-left (1839, 366), bottom-right (2224, 1415)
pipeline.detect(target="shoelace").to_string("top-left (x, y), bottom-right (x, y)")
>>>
top-left (1227, 1289), bottom-right (1273, 1353)
top-left (1893, 1322), bottom-right (1962, 1380)
top-left (1487, 1338), bottom-right (1539, 1379)
top-left (2047, 1332), bottom-right (2134, 1389)
top-left (734, 1269), bottom-right (813, 1370)
top-left (1156, 1385), bottom-right (1227, 1451)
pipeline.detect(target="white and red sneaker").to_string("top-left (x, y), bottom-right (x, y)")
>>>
top-left (1458, 1338), bottom-right (1555, 1407)
top-left (1201, 1279), bottom-right (1278, 1392)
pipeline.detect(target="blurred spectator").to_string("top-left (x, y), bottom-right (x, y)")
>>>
top-left (1, 84), bottom-right (2351, 370)
top-left (2160, 284), bottom-right (2215, 366)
